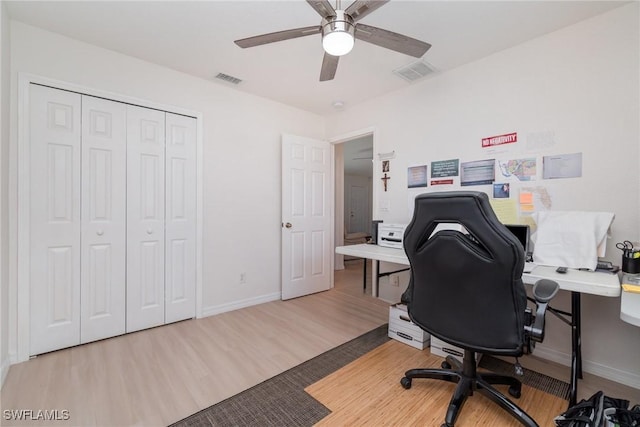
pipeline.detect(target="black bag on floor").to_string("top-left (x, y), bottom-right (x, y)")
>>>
top-left (554, 391), bottom-right (632, 427)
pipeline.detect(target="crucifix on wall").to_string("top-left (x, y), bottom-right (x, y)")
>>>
top-left (381, 173), bottom-right (390, 192)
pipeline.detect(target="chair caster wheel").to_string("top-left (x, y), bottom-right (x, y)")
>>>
top-left (508, 385), bottom-right (521, 398)
top-left (400, 377), bottom-right (412, 389)
top-left (441, 361), bottom-right (452, 369)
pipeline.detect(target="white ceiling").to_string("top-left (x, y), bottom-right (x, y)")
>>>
top-left (6, 1), bottom-right (627, 116)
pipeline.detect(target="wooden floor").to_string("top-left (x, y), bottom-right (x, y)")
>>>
top-left (0, 265), bottom-right (388, 426)
top-left (1, 260), bottom-right (638, 426)
top-left (307, 339), bottom-right (568, 426)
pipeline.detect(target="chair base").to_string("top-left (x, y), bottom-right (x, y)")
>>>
top-left (400, 350), bottom-right (538, 427)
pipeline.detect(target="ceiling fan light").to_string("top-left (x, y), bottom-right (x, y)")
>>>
top-left (321, 10), bottom-right (355, 57)
top-left (323, 31), bottom-right (354, 56)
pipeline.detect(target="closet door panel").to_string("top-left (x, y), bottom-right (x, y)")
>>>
top-left (80, 95), bottom-right (127, 344)
top-left (126, 105), bottom-right (166, 333)
top-left (165, 113), bottom-right (197, 323)
top-left (29, 84), bottom-right (82, 355)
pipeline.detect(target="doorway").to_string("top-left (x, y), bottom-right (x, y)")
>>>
top-left (334, 134), bottom-right (373, 271)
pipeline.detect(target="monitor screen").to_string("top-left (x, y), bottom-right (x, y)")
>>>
top-left (505, 224), bottom-right (530, 254)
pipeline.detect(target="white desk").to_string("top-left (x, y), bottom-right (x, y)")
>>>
top-left (335, 243), bottom-right (621, 407)
top-left (337, 244), bottom-right (620, 297)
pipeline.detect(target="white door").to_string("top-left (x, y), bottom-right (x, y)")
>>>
top-left (29, 84), bottom-right (82, 355)
top-left (281, 134), bottom-right (332, 300)
top-left (126, 105), bottom-right (166, 333)
top-left (164, 113), bottom-right (197, 323)
top-left (80, 95), bottom-right (127, 343)
top-left (348, 184), bottom-right (367, 233)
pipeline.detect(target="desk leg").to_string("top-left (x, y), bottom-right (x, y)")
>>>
top-left (569, 291), bottom-right (583, 407)
top-left (372, 261), bottom-right (379, 298)
top-left (363, 259), bottom-right (367, 291)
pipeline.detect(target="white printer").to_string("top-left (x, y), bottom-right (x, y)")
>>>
top-left (377, 224), bottom-right (407, 249)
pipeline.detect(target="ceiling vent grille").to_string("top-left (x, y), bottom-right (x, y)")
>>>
top-left (215, 73), bottom-right (243, 85)
top-left (393, 60), bottom-right (436, 82)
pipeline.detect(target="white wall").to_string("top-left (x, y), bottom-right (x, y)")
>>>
top-left (326, 4), bottom-right (640, 388)
top-left (7, 22), bottom-right (325, 361)
top-left (0, 1), bottom-right (11, 385)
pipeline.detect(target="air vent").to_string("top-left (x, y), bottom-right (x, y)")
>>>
top-left (215, 73), bottom-right (243, 85)
top-left (393, 60), bottom-right (436, 82)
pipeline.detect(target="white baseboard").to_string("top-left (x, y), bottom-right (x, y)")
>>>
top-left (533, 346), bottom-right (640, 390)
top-left (200, 292), bottom-right (281, 318)
top-left (1, 353), bottom-right (10, 388)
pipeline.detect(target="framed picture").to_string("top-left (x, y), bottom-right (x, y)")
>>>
top-left (382, 160), bottom-right (390, 172)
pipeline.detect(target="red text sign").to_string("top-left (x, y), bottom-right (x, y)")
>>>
top-left (482, 132), bottom-right (517, 148)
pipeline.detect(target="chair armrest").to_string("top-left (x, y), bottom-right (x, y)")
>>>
top-left (525, 279), bottom-right (560, 343)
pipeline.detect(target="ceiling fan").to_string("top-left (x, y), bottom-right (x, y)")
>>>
top-left (234, 0), bottom-right (432, 82)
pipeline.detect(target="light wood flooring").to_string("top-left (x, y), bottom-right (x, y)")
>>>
top-left (308, 339), bottom-right (568, 426)
top-left (1, 260), bottom-right (638, 426)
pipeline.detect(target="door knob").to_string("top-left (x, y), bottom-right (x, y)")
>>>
top-left (96, 230), bottom-right (104, 236)
top-left (284, 222), bottom-right (292, 229)
top-left (147, 228), bottom-right (153, 234)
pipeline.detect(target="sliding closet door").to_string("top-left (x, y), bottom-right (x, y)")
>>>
top-left (80, 96), bottom-right (127, 343)
top-left (165, 113), bottom-right (197, 323)
top-left (29, 84), bottom-right (82, 355)
top-left (126, 105), bottom-right (166, 333)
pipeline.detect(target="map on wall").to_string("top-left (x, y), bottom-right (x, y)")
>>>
top-left (518, 186), bottom-right (553, 229)
top-left (498, 158), bottom-right (537, 181)
top-left (520, 186), bottom-right (552, 212)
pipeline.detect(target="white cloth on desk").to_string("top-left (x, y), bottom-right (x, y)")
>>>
top-left (532, 211), bottom-right (614, 270)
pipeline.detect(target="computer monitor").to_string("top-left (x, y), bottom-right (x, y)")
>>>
top-left (505, 224), bottom-right (530, 256)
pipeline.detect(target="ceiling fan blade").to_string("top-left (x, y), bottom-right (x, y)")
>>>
top-left (306, 0), bottom-right (336, 19)
top-left (345, 0), bottom-right (389, 22)
top-left (235, 26), bottom-right (320, 48)
top-left (320, 53), bottom-right (339, 81)
top-left (355, 24), bottom-right (431, 58)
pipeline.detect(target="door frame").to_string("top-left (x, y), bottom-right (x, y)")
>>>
top-left (10, 73), bottom-right (204, 363)
top-left (330, 127), bottom-right (376, 272)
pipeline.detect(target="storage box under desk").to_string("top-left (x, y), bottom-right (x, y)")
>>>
top-left (431, 336), bottom-right (481, 364)
top-left (388, 304), bottom-right (430, 350)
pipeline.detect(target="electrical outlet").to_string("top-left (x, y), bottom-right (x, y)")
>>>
top-left (390, 275), bottom-right (400, 287)
top-left (240, 273), bottom-right (246, 284)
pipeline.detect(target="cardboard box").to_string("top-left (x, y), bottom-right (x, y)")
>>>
top-left (430, 336), bottom-right (481, 364)
top-left (388, 304), bottom-right (429, 350)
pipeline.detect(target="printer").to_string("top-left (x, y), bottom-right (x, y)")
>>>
top-left (377, 224), bottom-right (407, 249)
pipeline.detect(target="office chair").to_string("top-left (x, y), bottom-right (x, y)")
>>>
top-left (400, 191), bottom-right (559, 427)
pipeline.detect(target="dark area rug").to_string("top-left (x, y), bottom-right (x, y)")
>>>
top-left (170, 325), bottom-right (569, 426)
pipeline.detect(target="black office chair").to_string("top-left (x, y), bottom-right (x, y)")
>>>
top-left (400, 191), bottom-right (559, 427)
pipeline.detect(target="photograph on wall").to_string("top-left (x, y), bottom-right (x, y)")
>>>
top-left (542, 153), bottom-right (582, 179)
top-left (460, 159), bottom-right (495, 186)
top-left (382, 160), bottom-right (390, 172)
top-left (498, 157), bottom-right (537, 181)
top-left (407, 165), bottom-right (428, 188)
top-left (493, 183), bottom-right (510, 198)
top-left (431, 159), bottom-right (459, 178)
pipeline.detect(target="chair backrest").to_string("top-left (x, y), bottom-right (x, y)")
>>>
top-left (403, 191), bottom-right (527, 356)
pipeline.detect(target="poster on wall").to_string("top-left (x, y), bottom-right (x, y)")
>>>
top-left (493, 183), bottom-right (510, 198)
top-left (460, 159), bottom-right (495, 186)
top-left (497, 158), bottom-right (537, 182)
top-left (542, 153), bottom-right (582, 179)
top-left (431, 159), bottom-right (459, 178)
top-left (407, 165), bottom-right (428, 188)
top-left (482, 132), bottom-right (517, 148)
